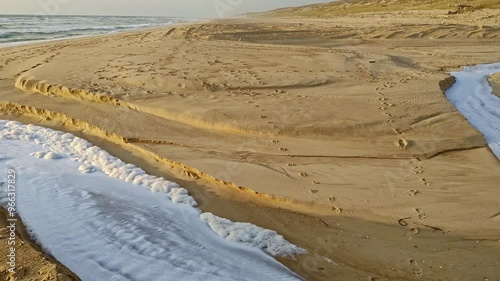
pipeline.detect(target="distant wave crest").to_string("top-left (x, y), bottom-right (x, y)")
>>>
top-left (0, 32), bottom-right (11, 39)
top-left (0, 15), bottom-right (180, 45)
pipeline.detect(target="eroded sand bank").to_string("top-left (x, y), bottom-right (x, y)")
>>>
top-left (1, 8), bottom-right (500, 281)
top-left (490, 72), bottom-right (500, 97)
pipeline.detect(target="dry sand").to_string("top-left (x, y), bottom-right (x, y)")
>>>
top-left (1, 6), bottom-right (500, 281)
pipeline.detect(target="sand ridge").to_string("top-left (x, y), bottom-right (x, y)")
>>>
top-left (1, 7), bottom-right (500, 281)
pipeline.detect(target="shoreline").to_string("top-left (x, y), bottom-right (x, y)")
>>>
top-left (0, 17), bottom-right (206, 50)
top-left (490, 73), bottom-right (500, 97)
top-left (0, 208), bottom-right (81, 280)
top-left (1, 10), bottom-right (500, 280)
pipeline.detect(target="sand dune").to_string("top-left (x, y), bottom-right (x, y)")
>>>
top-left (266, 0), bottom-right (500, 17)
top-left (1, 7), bottom-right (500, 281)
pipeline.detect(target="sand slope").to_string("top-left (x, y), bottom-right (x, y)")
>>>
top-left (266, 0), bottom-right (500, 17)
top-left (0, 210), bottom-right (80, 281)
top-left (1, 8), bottom-right (500, 281)
top-left (490, 72), bottom-right (500, 97)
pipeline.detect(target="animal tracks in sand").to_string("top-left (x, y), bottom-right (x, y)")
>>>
top-left (413, 166), bottom-right (424, 174)
top-left (411, 160), bottom-right (433, 188)
top-left (415, 208), bottom-right (427, 220)
top-left (409, 259), bottom-right (424, 277)
top-left (420, 178), bottom-right (432, 186)
top-left (397, 138), bottom-right (409, 151)
top-left (393, 128), bottom-right (404, 135)
top-left (404, 227), bottom-right (420, 241)
top-left (398, 217), bottom-right (411, 227)
top-left (406, 189), bottom-right (419, 197)
top-left (397, 218), bottom-right (425, 277)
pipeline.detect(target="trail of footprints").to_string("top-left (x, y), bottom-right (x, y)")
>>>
top-left (241, 88), bottom-right (339, 212)
top-left (374, 72), bottom-right (434, 189)
top-left (374, 72), bottom-right (440, 278)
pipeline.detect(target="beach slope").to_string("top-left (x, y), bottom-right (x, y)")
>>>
top-left (1, 2), bottom-right (500, 280)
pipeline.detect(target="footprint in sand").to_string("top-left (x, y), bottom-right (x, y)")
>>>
top-left (409, 259), bottom-right (424, 277)
top-left (413, 166), bottom-right (424, 174)
top-left (394, 128), bottom-right (404, 135)
top-left (415, 208), bottom-right (427, 220)
top-left (398, 217), bottom-right (411, 227)
top-left (420, 178), bottom-right (431, 186)
top-left (404, 227), bottom-right (420, 241)
top-left (407, 189), bottom-right (419, 196)
top-left (332, 206), bottom-right (342, 213)
top-left (398, 139), bottom-right (410, 151)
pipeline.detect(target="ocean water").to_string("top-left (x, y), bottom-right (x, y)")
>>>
top-left (0, 15), bottom-right (189, 46)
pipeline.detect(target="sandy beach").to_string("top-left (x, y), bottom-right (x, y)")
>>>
top-left (1, 4), bottom-right (500, 281)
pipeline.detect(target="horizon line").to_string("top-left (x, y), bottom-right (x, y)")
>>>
top-left (0, 13), bottom-right (204, 19)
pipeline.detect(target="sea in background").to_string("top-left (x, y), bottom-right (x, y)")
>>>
top-left (0, 15), bottom-right (191, 46)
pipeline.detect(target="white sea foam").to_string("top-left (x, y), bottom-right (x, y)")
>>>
top-left (201, 213), bottom-right (306, 257)
top-left (446, 62), bottom-right (500, 158)
top-left (0, 120), bottom-right (306, 280)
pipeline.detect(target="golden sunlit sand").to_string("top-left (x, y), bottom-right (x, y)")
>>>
top-left (1, 1), bottom-right (500, 280)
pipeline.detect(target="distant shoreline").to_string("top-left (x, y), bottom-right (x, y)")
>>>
top-left (0, 15), bottom-right (195, 49)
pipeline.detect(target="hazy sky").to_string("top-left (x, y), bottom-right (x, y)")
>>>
top-left (0, 0), bottom-right (333, 18)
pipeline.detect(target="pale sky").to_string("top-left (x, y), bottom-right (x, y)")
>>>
top-left (0, 0), bottom-right (334, 18)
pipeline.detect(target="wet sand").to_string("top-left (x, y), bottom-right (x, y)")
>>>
top-left (490, 73), bottom-right (500, 97)
top-left (1, 8), bottom-right (500, 281)
top-left (0, 209), bottom-right (80, 280)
